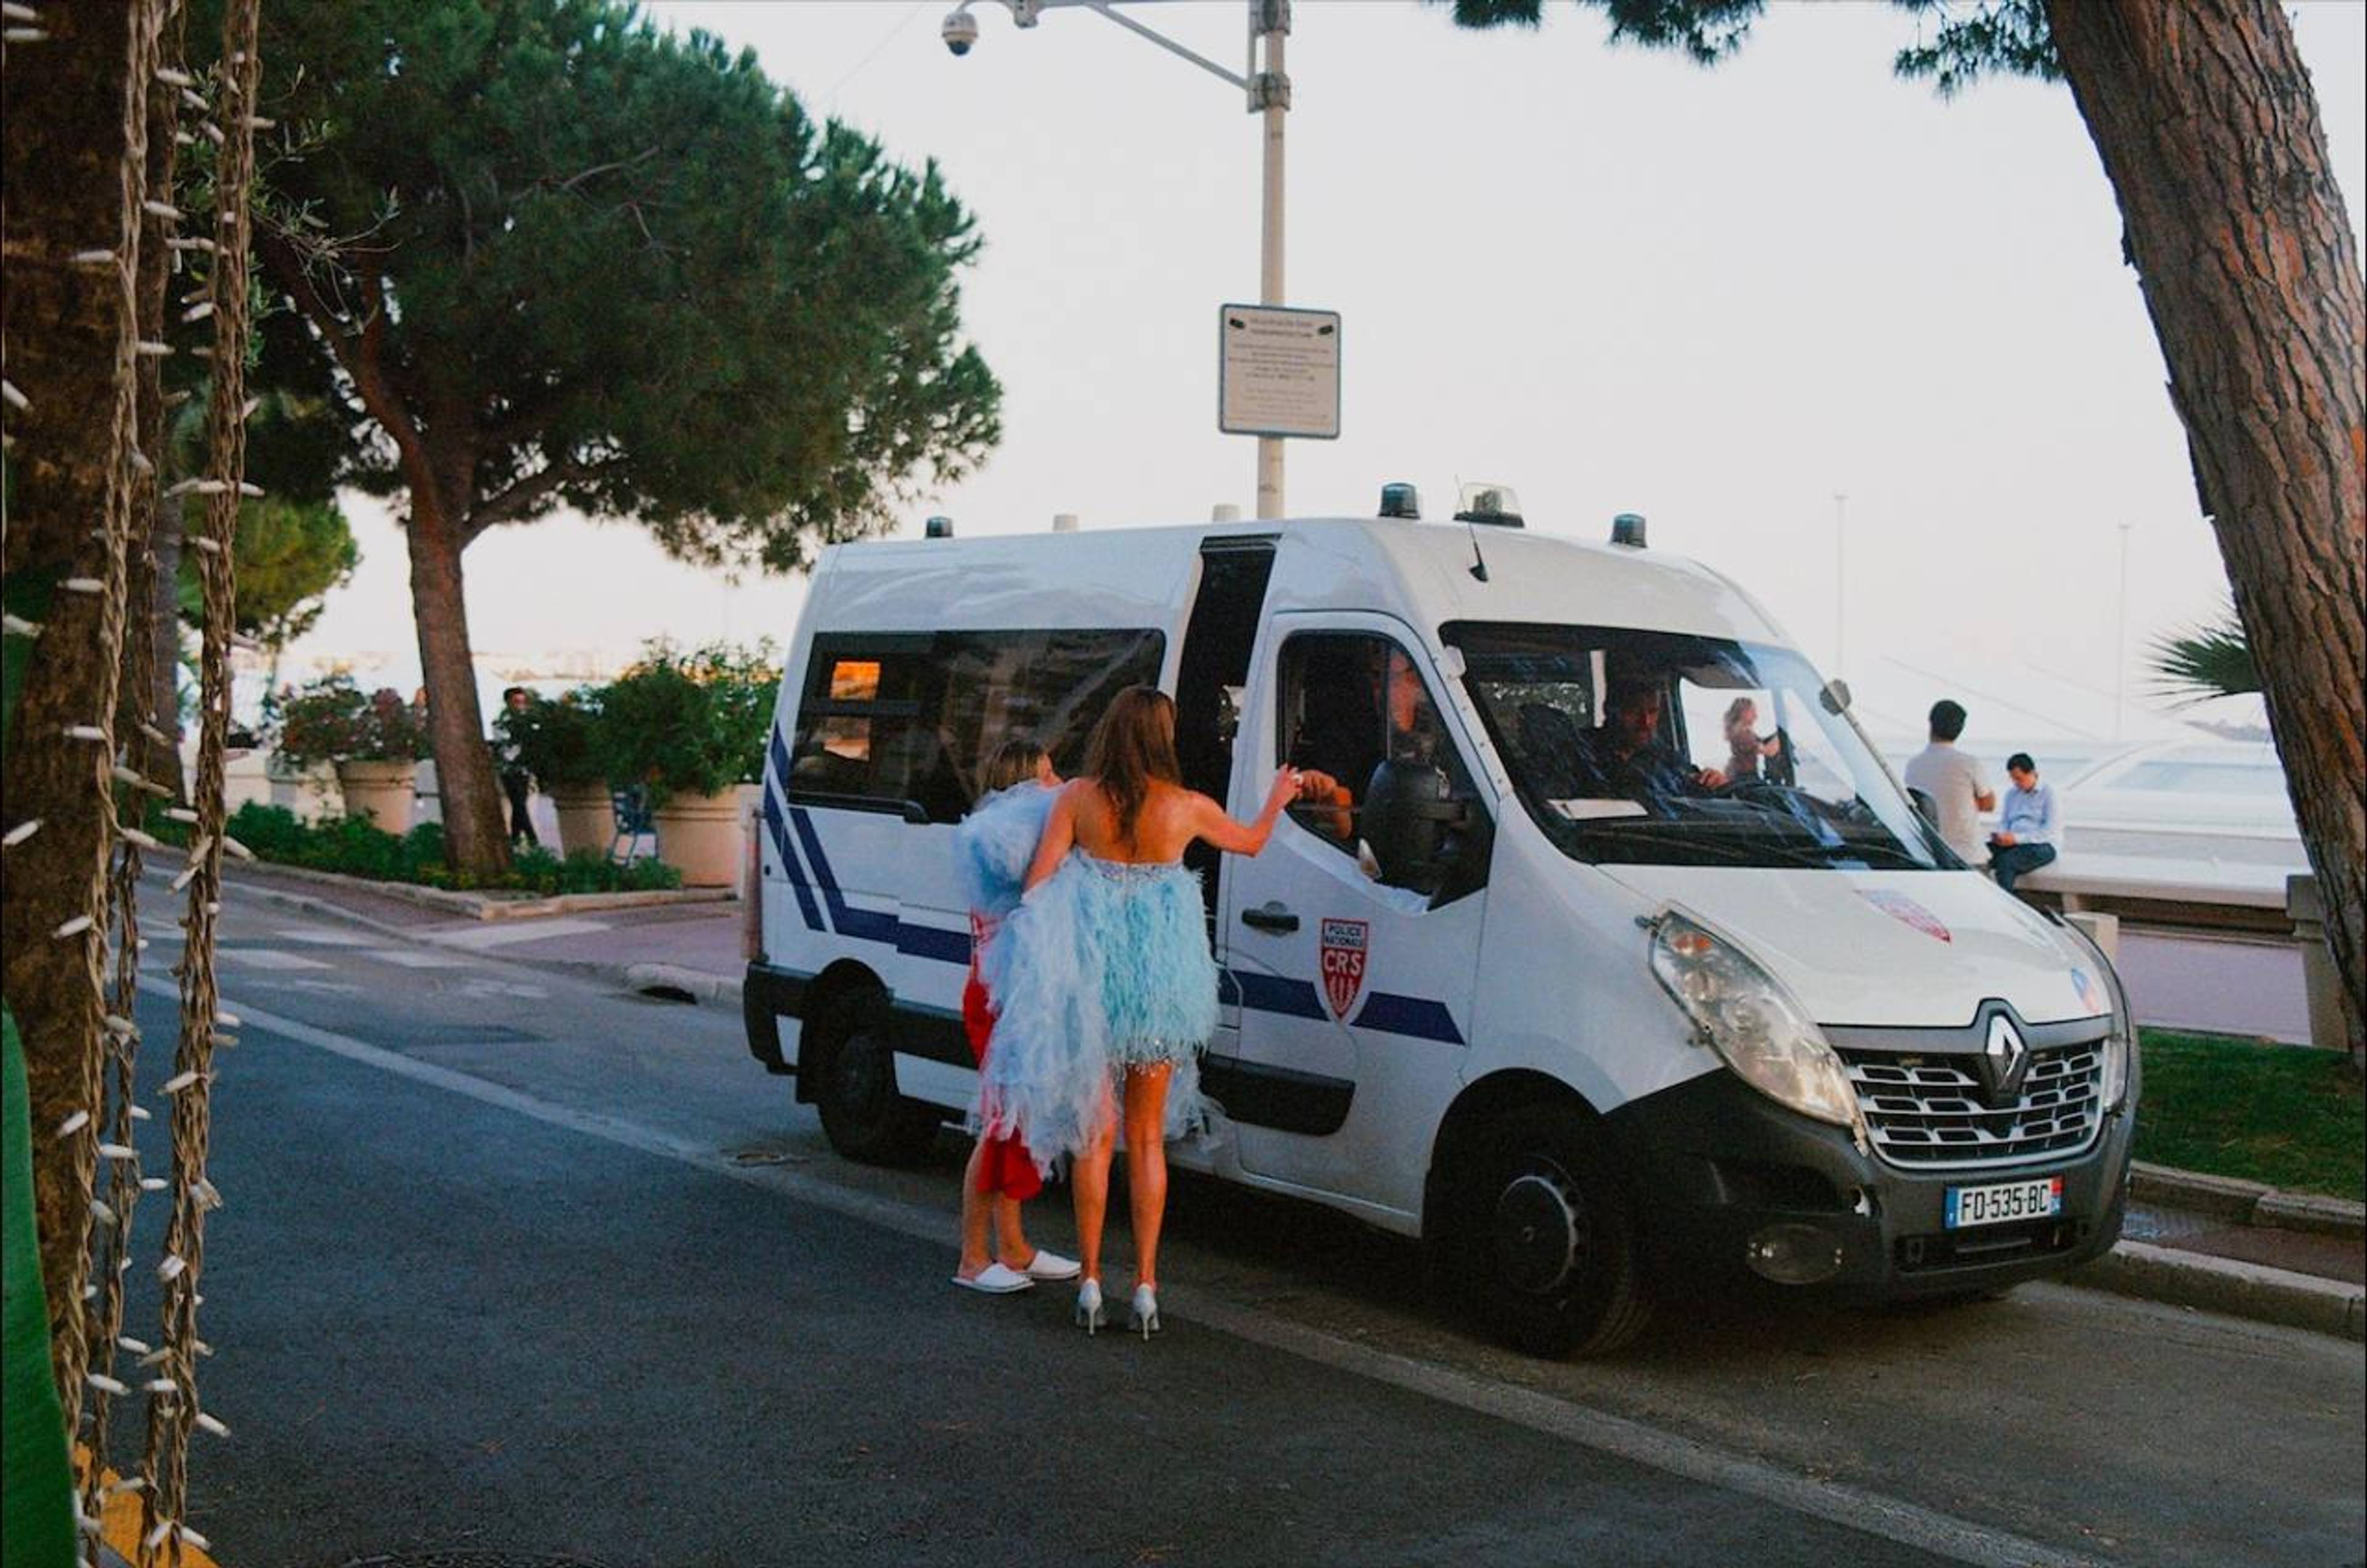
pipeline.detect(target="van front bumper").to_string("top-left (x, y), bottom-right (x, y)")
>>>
top-left (1602, 1067), bottom-right (2134, 1300)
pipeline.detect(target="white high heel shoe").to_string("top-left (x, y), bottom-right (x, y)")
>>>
top-left (1074, 1278), bottom-right (1106, 1335)
top-left (1128, 1283), bottom-right (1160, 1339)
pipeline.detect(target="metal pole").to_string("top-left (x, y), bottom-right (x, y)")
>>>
top-left (2114, 520), bottom-right (2132, 740)
top-left (1254, 1), bottom-right (1288, 519)
top-left (1833, 492), bottom-right (1847, 675)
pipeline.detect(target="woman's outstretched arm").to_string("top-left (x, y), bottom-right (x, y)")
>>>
top-left (1023, 780), bottom-right (1082, 891)
top-left (1190, 767), bottom-right (1301, 857)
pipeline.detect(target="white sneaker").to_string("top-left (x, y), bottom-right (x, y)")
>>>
top-left (952, 1262), bottom-right (1034, 1294)
top-left (1021, 1248), bottom-right (1082, 1282)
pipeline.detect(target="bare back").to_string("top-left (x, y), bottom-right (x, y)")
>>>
top-left (1070, 778), bottom-right (1206, 865)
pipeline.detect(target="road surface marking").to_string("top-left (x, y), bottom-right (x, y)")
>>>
top-left (165, 980), bottom-right (2111, 1568)
top-left (219, 947), bottom-right (332, 971)
top-left (424, 917), bottom-right (610, 950)
top-left (361, 949), bottom-right (476, 969)
top-left (275, 925), bottom-right (376, 946)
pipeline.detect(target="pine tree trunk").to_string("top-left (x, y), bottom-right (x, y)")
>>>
top-left (0, 0), bottom-right (159, 1406)
top-left (406, 491), bottom-right (511, 874)
top-left (2046, 0), bottom-right (2366, 1053)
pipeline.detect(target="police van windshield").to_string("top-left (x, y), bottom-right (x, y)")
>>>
top-left (1442, 622), bottom-right (1948, 872)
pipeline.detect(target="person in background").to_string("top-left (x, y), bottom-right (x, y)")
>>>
top-left (1988, 752), bottom-right (2062, 893)
top-left (494, 686), bottom-right (539, 847)
top-left (947, 737), bottom-right (1080, 1294)
top-left (1722, 696), bottom-right (1779, 784)
top-left (1903, 699), bottom-right (1994, 865)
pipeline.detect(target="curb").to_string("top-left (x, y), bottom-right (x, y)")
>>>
top-left (2130, 1160), bottom-right (2365, 1238)
top-left (228, 861), bottom-right (732, 921)
top-left (2072, 1239), bottom-right (2365, 1341)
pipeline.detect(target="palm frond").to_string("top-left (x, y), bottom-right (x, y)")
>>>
top-left (2147, 606), bottom-right (2257, 703)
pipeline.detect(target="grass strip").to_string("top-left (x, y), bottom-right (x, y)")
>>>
top-left (2135, 1028), bottom-right (2363, 1200)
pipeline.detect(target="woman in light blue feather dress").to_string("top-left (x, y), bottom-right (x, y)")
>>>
top-left (979, 687), bottom-right (1300, 1337)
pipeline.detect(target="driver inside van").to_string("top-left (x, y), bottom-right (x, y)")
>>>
top-left (1567, 675), bottom-right (1728, 803)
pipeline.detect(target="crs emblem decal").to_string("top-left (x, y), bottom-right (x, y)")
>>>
top-left (1320, 918), bottom-right (1370, 1019)
top-left (1857, 889), bottom-right (1952, 943)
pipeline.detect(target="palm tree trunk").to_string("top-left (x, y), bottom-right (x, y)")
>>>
top-left (2047, 0), bottom-right (2366, 1052)
top-left (0, 0), bottom-right (164, 1418)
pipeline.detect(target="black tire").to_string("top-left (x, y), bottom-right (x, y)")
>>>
top-left (811, 989), bottom-right (942, 1167)
top-left (1449, 1105), bottom-right (1652, 1358)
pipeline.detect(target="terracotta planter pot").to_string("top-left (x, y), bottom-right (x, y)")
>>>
top-left (652, 786), bottom-right (748, 888)
top-left (550, 781), bottom-right (615, 859)
top-left (336, 759), bottom-right (419, 833)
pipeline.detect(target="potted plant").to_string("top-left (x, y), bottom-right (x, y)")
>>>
top-left (497, 686), bottom-right (612, 857)
top-left (594, 640), bottom-right (778, 887)
top-left (272, 675), bottom-right (430, 832)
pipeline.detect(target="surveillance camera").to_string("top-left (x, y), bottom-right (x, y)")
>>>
top-left (942, 9), bottom-right (979, 55)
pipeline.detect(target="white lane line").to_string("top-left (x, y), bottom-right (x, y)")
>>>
top-left (219, 949), bottom-right (332, 971)
top-left (362, 949), bottom-right (476, 970)
top-left (275, 926), bottom-right (376, 947)
top-left (424, 917), bottom-right (610, 951)
top-left (165, 979), bottom-right (2107, 1568)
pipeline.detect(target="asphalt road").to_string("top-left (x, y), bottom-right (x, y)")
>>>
top-left (101, 892), bottom-right (2366, 1568)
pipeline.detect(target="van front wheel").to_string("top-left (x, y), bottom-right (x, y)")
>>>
top-left (812, 990), bottom-right (942, 1167)
top-left (1453, 1106), bottom-right (1651, 1358)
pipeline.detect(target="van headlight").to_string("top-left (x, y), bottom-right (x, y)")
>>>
top-left (2056, 920), bottom-right (2135, 1112)
top-left (1650, 912), bottom-right (1863, 1132)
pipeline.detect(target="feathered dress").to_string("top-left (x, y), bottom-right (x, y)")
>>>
top-left (953, 782), bottom-right (1060, 1198)
top-left (974, 823), bottom-right (1220, 1180)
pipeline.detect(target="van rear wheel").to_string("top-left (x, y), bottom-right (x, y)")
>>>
top-left (812, 989), bottom-right (942, 1167)
top-left (1453, 1105), bottom-right (1651, 1358)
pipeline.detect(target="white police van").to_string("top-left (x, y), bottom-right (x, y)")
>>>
top-left (742, 491), bottom-right (2136, 1355)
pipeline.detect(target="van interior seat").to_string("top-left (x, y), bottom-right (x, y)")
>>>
top-left (1517, 701), bottom-right (1585, 798)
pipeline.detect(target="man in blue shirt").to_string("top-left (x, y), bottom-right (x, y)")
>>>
top-left (1988, 752), bottom-right (2061, 892)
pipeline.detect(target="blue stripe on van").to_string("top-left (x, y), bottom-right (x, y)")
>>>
top-left (1351, 992), bottom-right (1465, 1046)
top-left (788, 807), bottom-right (902, 946)
top-left (896, 921), bottom-right (973, 964)
top-left (762, 789), bottom-right (825, 933)
top-left (1224, 971), bottom-right (1328, 1021)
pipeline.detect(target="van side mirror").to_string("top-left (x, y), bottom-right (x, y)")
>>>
top-left (1907, 785), bottom-right (1938, 823)
top-left (1820, 679), bottom-right (1852, 714)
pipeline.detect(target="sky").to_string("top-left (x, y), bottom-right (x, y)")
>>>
top-left (273, 0), bottom-right (2367, 744)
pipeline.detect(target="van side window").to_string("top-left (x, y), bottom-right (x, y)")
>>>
top-left (790, 634), bottom-right (936, 812)
top-left (790, 628), bottom-right (1164, 822)
top-left (935, 629), bottom-right (1164, 802)
top-left (1277, 632), bottom-right (1484, 899)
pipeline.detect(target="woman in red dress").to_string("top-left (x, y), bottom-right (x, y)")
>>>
top-left (950, 738), bottom-right (1080, 1293)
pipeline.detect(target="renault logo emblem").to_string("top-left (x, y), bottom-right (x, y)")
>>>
top-left (1982, 1014), bottom-right (2031, 1103)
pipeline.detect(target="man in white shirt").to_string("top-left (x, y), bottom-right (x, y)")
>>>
top-left (1903, 699), bottom-right (1994, 865)
top-left (1988, 752), bottom-right (2062, 892)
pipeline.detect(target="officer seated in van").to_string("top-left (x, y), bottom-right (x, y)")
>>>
top-left (1566, 674), bottom-right (1728, 806)
top-left (1285, 640), bottom-right (1438, 849)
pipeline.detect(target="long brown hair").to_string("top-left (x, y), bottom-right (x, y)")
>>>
top-left (1082, 686), bottom-right (1180, 850)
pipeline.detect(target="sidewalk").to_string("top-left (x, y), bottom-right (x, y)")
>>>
top-left (216, 863), bottom-right (2367, 1341)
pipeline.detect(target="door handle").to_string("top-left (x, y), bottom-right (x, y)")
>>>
top-left (1241, 902), bottom-right (1299, 934)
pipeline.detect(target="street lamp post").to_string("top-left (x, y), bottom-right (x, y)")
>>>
top-left (944, 0), bottom-right (1294, 518)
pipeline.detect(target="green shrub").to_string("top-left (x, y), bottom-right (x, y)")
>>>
top-left (272, 675), bottom-right (429, 770)
top-left (594, 639), bottom-right (778, 807)
top-left (497, 687), bottom-right (605, 790)
top-left (219, 801), bottom-right (684, 896)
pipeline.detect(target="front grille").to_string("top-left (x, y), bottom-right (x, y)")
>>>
top-left (1841, 1040), bottom-right (2104, 1170)
top-left (1896, 1217), bottom-right (2090, 1273)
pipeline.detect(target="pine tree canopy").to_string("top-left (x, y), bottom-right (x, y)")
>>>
top-left (235, 0), bottom-right (1002, 570)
